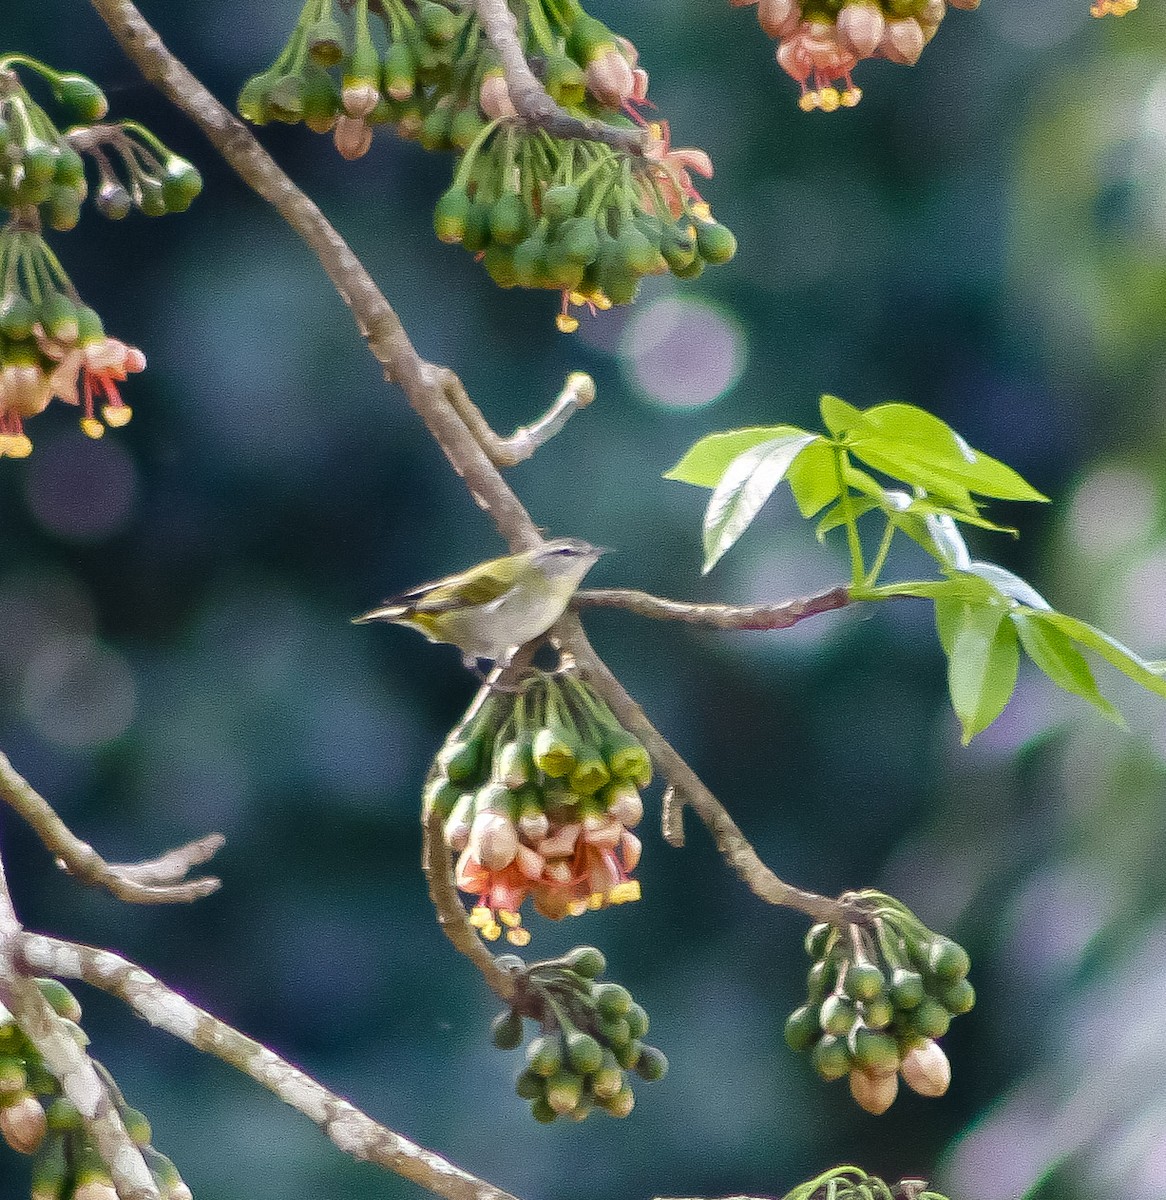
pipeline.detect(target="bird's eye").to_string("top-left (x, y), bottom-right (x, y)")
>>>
top-left (553, 547), bottom-right (576, 556)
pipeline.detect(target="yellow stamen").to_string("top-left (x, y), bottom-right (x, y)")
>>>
top-left (841, 87), bottom-right (862, 108)
top-left (80, 417), bottom-right (105, 439)
top-left (818, 87), bottom-right (841, 113)
top-left (470, 906), bottom-right (493, 929)
top-left (648, 122), bottom-right (665, 141)
top-left (0, 435), bottom-right (32, 459)
top-left (566, 900), bottom-right (589, 918)
top-left (798, 92), bottom-right (818, 113)
top-left (556, 313), bottom-right (580, 334)
top-left (608, 881), bottom-right (642, 905)
top-left (690, 202), bottom-right (712, 222)
top-left (102, 404), bottom-right (133, 428)
top-left (568, 291), bottom-right (588, 306)
top-left (587, 893), bottom-right (605, 911)
top-left (506, 927), bottom-right (531, 947)
top-left (499, 910), bottom-right (522, 928)
top-left (591, 293), bottom-right (613, 311)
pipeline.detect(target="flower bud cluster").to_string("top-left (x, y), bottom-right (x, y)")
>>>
top-left (240, 0), bottom-right (648, 157)
top-left (0, 225), bottom-right (145, 457)
top-left (433, 123), bottom-right (734, 331)
top-left (783, 891), bottom-right (974, 1114)
top-left (428, 671), bottom-right (651, 945)
top-left (730, 0), bottom-right (980, 110)
top-left (240, 0), bottom-right (729, 327)
top-left (490, 946), bottom-right (667, 1122)
top-left (0, 981), bottom-right (191, 1200)
top-left (783, 1165), bottom-right (950, 1200)
top-left (0, 56), bottom-right (201, 228)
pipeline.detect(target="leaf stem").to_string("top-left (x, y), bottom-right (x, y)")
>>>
top-left (832, 445), bottom-right (865, 588)
top-left (863, 518), bottom-right (896, 589)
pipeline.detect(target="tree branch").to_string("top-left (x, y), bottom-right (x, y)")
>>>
top-left (17, 934), bottom-right (522, 1200)
top-left (472, 0), bottom-right (646, 154)
top-left (0, 752), bottom-right (223, 904)
top-left (422, 807), bottom-right (517, 1003)
top-left (560, 614), bottom-right (858, 926)
top-left (444, 371), bottom-right (596, 467)
top-left (574, 585), bottom-right (852, 630)
top-left (0, 861), bottom-right (160, 1200)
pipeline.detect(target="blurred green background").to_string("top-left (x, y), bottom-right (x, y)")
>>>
top-left (3, 2), bottom-right (1166, 1198)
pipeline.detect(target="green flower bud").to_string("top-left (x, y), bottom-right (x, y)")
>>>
top-left (120, 1105), bottom-right (152, 1146)
top-left (526, 1033), bottom-right (563, 1077)
top-left (545, 1069), bottom-right (583, 1115)
top-left (55, 74), bottom-right (109, 121)
top-left (437, 738), bottom-right (481, 785)
top-left (382, 43), bottom-right (416, 101)
top-left (633, 1045), bottom-right (668, 1082)
top-left (35, 979), bottom-right (81, 1024)
top-left (483, 244), bottom-right (518, 288)
top-left (418, 1), bottom-right (459, 45)
top-left (844, 963), bottom-right (886, 1003)
top-left (44, 1097), bottom-right (81, 1133)
top-left (419, 104), bottom-right (454, 152)
top-left (267, 74), bottom-right (307, 123)
top-left (450, 107), bottom-right (486, 150)
top-left (96, 180), bottom-right (132, 220)
top-left (600, 1083), bottom-right (635, 1117)
top-left (533, 724), bottom-right (577, 777)
top-left (529, 1097), bottom-right (558, 1123)
top-left (434, 186), bottom-right (471, 244)
top-left (22, 142), bottom-right (59, 188)
top-left (784, 1004), bottom-right (820, 1053)
top-left (806, 958), bottom-right (837, 1003)
top-left (569, 750), bottom-right (610, 795)
top-left (557, 217), bottom-right (601, 266)
top-left (0, 1055), bottom-right (26, 1096)
top-left (29, 1131), bottom-right (67, 1200)
top-left (613, 1038), bottom-right (642, 1070)
top-left (624, 1002), bottom-right (649, 1040)
top-left (565, 1030), bottom-right (603, 1075)
top-left (542, 184), bottom-right (581, 223)
top-left (544, 55), bottom-right (587, 107)
top-left (819, 993), bottom-right (857, 1037)
top-left (805, 922), bottom-right (833, 959)
top-left (423, 776), bottom-right (461, 821)
top-left (590, 1051), bottom-right (623, 1098)
top-left (307, 15), bottom-right (347, 66)
top-left (46, 188), bottom-right (81, 232)
top-left (512, 233), bottom-right (550, 289)
top-left (889, 967), bottom-right (925, 1010)
top-left (596, 1014), bottom-right (631, 1048)
top-left (848, 1026), bottom-right (899, 1075)
top-left (542, 243), bottom-right (586, 291)
top-left (0, 297), bottom-right (36, 341)
top-left (940, 978), bottom-right (976, 1016)
top-left (238, 73), bottom-right (276, 124)
top-left (302, 67), bottom-right (343, 132)
top-left (909, 998), bottom-right (951, 1039)
top-left (594, 982), bottom-right (633, 1019)
top-left (810, 1034), bottom-right (851, 1082)
top-left (461, 199), bottom-right (492, 254)
top-left (491, 1009), bottom-right (524, 1050)
top-left (53, 146), bottom-right (86, 190)
top-left (489, 193), bottom-right (529, 247)
top-left (695, 219), bottom-right (737, 264)
top-left (928, 938), bottom-right (971, 984)
top-left (162, 158), bottom-right (203, 213)
top-left (563, 946), bottom-right (606, 978)
top-left (860, 996), bottom-right (894, 1030)
top-left (514, 1068), bottom-right (543, 1099)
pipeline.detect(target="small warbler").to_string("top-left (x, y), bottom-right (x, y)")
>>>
top-left (353, 538), bottom-right (604, 667)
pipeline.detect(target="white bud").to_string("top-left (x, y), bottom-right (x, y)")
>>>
top-left (900, 1039), bottom-right (951, 1098)
top-left (0, 1094), bottom-right (47, 1154)
top-left (478, 74), bottom-right (517, 119)
top-left (333, 115), bottom-right (372, 160)
top-left (849, 1067), bottom-right (898, 1115)
top-left (879, 18), bottom-right (924, 64)
top-left (757, 0), bottom-right (800, 37)
top-left (836, 3), bottom-right (886, 56)
top-left (470, 812), bottom-right (519, 871)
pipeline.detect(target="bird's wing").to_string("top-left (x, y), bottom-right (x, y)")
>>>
top-left (413, 560), bottom-right (518, 614)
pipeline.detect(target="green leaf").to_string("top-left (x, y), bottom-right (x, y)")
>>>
top-left (785, 439), bottom-right (841, 518)
top-left (848, 404), bottom-right (1048, 503)
top-left (819, 394), bottom-right (866, 437)
top-left (946, 600), bottom-right (1020, 743)
top-left (701, 432), bottom-right (819, 573)
top-left (1032, 610), bottom-right (1166, 699)
top-left (816, 495), bottom-right (880, 539)
top-left (1012, 611), bottom-right (1122, 723)
top-left (665, 425), bottom-right (812, 487)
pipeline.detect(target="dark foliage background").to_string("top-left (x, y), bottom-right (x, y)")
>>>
top-left (3, 4), bottom-right (1166, 1199)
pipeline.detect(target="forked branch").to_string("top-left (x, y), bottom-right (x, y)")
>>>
top-left (0, 752), bottom-right (222, 904)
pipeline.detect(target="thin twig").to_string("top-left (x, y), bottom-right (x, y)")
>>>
top-left (560, 614), bottom-right (858, 926)
top-left (0, 752), bottom-right (222, 904)
top-left (0, 864), bottom-right (160, 1200)
top-left (422, 807), bottom-right (517, 1003)
top-left (574, 585), bottom-right (852, 630)
top-left (16, 934), bottom-right (521, 1200)
top-left (445, 372), bottom-right (596, 467)
top-left (472, 0), bottom-right (645, 154)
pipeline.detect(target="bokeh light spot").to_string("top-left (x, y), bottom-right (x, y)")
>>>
top-left (21, 637), bottom-right (137, 749)
top-left (1068, 464), bottom-right (1158, 559)
top-left (620, 295), bottom-right (745, 410)
top-left (25, 434), bottom-right (138, 542)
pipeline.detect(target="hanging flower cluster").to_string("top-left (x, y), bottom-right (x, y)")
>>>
top-left (783, 1166), bottom-right (950, 1200)
top-left (1089, 0), bottom-right (1135, 13)
top-left (0, 225), bottom-right (145, 457)
top-left (427, 671), bottom-right (650, 946)
top-left (434, 123), bottom-right (734, 331)
top-left (489, 946), bottom-right (667, 1122)
top-left (239, 0), bottom-right (733, 328)
top-left (0, 56), bottom-right (202, 229)
top-left (783, 891), bottom-right (975, 1114)
top-left (730, 0), bottom-right (980, 110)
top-left (0, 981), bottom-right (191, 1200)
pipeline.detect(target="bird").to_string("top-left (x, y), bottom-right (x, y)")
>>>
top-left (352, 538), bottom-right (605, 668)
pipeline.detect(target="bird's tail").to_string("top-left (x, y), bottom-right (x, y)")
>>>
top-left (351, 603), bottom-right (410, 625)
